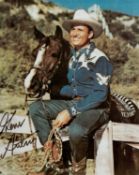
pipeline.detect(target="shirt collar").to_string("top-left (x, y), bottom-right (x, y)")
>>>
top-left (71, 42), bottom-right (96, 59)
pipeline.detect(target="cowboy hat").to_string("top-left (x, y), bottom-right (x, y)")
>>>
top-left (62, 9), bottom-right (103, 38)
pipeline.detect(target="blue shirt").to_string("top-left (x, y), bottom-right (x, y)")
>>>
top-left (60, 42), bottom-right (113, 116)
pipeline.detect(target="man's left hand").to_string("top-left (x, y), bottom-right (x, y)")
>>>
top-left (53, 110), bottom-right (72, 128)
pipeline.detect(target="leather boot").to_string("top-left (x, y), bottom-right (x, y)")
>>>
top-left (71, 157), bottom-right (86, 175)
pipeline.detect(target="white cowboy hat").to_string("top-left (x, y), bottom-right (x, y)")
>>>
top-left (62, 9), bottom-right (103, 38)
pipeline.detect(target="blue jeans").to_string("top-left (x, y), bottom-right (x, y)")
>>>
top-left (29, 99), bottom-right (109, 162)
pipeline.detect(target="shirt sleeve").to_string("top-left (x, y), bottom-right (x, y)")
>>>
top-left (68, 56), bottom-right (113, 117)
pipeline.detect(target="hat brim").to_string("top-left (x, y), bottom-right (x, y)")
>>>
top-left (62, 19), bottom-right (103, 38)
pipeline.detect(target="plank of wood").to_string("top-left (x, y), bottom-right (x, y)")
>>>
top-left (127, 143), bottom-right (139, 149)
top-left (0, 134), bottom-right (43, 159)
top-left (95, 121), bottom-right (114, 175)
top-left (112, 122), bottom-right (139, 142)
top-left (0, 113), bottom-right (35, 134)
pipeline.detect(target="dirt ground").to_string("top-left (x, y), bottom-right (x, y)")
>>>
top-left (0, 151), bottom-right (95, 175)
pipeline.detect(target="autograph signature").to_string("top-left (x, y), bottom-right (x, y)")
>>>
top-left (0, 111), bottom-right (25, 134)
top-left (0, 111), bottom-right (38, 159)
top-left (0, 132), bottom-right (37, 159)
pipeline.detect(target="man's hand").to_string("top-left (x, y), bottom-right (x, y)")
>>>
top-left (53, 110), bottom-right (72, 128)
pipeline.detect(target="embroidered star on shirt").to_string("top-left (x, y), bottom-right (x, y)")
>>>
top-left (78, 55), bottom-right (91, 70)
top-left (96, 73), bottom-right (110, 86)
top-left (79, 60), bottom-right (90, 70)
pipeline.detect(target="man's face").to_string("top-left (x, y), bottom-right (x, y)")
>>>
top-left (69, 25), bottom-right (93, 50)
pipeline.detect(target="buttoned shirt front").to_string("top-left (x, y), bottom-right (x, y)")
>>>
top-left (60, 42), bottom-right (113, 116)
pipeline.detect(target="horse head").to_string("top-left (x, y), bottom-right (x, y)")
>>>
top-left (24, 26), bottom-right (70, 98)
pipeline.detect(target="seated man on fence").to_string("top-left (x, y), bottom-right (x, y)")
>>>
top-left (29, 9), bottom-right (113, 175)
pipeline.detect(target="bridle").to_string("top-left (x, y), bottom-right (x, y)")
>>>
top-left (25, 45), bottom-right (64, 105)
top-left (32, 49), bottom-right (63, 91)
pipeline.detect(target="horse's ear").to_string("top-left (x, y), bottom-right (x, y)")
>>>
top-left (55, 25), bottom-right (63, 39)
top-left (34, 26), bottom-right (46, 41)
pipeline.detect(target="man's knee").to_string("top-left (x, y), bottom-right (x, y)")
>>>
top-left (29, 101), bottom-right (38, 113)
top-left (29, 100), bottom-right (44, 118)
top-left (69, 124), bottom-right (87, 144)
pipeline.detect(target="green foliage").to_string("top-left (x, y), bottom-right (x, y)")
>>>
top-left (0, 48), bottom-right (26, 89)
top-left (122, 48), bottom-right (139, 84)
top-left (0, 1), bottom-right (38, 90)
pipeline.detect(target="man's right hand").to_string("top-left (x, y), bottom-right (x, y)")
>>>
top-left (53, 109), bottom-right (71, 128)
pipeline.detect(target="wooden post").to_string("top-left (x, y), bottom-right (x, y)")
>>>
top-left (95, 121), bottom-right (114, 175)
top-left (95, 121), bottom-right (139, 175)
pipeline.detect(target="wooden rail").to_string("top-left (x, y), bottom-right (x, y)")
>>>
top-left (0, 113), bottom-right (139, 173)
top-left (95, 121), bottom-right (139, 175)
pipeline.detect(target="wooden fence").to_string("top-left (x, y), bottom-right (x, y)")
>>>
top-left (95, 121), bottom-right (139, 175)
top-left (0, 113), bottom-right (139, 174)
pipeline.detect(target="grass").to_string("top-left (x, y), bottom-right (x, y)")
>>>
top-left (111, 83), bottom-right (139, 101)
top-left (0, 88), bottom-right (26, 115)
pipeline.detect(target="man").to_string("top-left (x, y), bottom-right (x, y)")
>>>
top-left (29, 9), bottom-right (113, 175)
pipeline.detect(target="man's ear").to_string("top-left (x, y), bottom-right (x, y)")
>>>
top-left (88, 30), bottom-right (94, 39)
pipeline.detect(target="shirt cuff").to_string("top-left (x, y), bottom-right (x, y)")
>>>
top-left (68, 106), bottom-right (80, 117)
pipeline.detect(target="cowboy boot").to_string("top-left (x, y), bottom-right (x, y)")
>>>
top-left (71, 157), bottom-right (86, 175)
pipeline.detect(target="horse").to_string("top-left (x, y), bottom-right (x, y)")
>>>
top-left (24, 25), bottom-right (139, 174)
top-left (24, 25), bottom-right (70, 99)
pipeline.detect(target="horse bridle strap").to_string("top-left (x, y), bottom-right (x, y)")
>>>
top-left (46, 51), bottom-right (63, 82)
top-left (31, 50), bottom-right (63, 85)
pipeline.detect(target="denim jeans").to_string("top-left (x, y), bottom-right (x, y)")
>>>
top-left (29, 99), bottom-right (109, 162)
